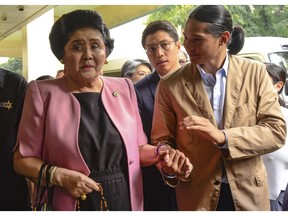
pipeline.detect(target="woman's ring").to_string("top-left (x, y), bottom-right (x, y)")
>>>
top-left (80, 193), bottom-right (87, 201)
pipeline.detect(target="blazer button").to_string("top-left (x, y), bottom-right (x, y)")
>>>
top-left (112, 91), bottom-right (119, 97)
top-left (214, 180), bottom-right (221, 185)
top-left (129, 160), bottom-right (134, 165)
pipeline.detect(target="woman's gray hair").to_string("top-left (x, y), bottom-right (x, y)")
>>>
top-left (120, 59), bottom-right (153, 77)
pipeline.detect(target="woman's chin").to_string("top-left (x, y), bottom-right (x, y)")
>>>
top-left (81, 71), bottom-right (100, 79)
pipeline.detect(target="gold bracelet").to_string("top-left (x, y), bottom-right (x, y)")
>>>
top-left (49, 166), bottom-right (57, 185)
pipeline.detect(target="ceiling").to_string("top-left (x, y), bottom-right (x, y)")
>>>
top-left (0, 5), bottom-right (167, 58)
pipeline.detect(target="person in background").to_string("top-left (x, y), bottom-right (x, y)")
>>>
top-left (134, 20), bottom-right (181, 211)
top-left (120, 59), bottom-right (153, 83)
top-left (178, 49), bottom-right (189, 66)
top-left (36, 75), bottom-right (54, 81)
top-left (13, 9), bottom-right (192, 211)
top-left (283, 184), bottom-right (288, 210)
top-left (0, 68), bottom-right (30, 210)
top-left (262, 62), bottom-right (288, 211)
top-left (151, 5), bottom-right (286, 210)
top-left (55, 69), bottom-right (65, 78)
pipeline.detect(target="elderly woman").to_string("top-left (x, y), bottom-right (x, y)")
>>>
top-left (13, 10), bottom-right (192, 211)
top-left (120, 59), bottom-right (153, 83)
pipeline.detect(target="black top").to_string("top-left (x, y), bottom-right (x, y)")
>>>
top-left (73, 92), bottom-right (130, 211)
top-left (74, 92), bottom-right (125, 170)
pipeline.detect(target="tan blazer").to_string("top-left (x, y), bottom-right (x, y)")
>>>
top-left (151, 55), bottom-right (286, 210)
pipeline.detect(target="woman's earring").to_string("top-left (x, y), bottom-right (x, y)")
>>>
top-left (105, 59), bottom-right (108, 64)
top-left (60, 59), bottom-right (64, 64)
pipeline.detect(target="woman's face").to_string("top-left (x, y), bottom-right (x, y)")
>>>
top-left (183, 19), bottom-right (224, 65)
top-left (62, 28), bottom-right (106, 83)
top-left (129, 64), bottom-right (151, 83)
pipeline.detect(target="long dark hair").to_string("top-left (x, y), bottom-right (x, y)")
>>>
top-left (188, 5), bottom-right (245, 55)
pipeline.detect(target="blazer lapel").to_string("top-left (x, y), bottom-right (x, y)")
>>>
top-left (100, 76), bottom-right (125, 131)
top-left (184, 64), bottom-right (217, 126)
top-left (223, 55), bottom-right (242, 129)
top-left (149, 72), bottom-right (160, 100)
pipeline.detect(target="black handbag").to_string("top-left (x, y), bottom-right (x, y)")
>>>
top-left (34, 163), bottom-right (54, 211)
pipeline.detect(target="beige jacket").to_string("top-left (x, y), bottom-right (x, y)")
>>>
top-left (151, 55), bottom-right (286, 211)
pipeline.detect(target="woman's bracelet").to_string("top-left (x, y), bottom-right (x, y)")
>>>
top-left (48, 166), bottom-right (57, 185)
top-left (161, 167), bottom-right (176, 179)
top-left (155, 143), bottom-right (169, 156)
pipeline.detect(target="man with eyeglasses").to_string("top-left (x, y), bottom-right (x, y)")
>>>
top-left (134, 20), bottom-right (181, 211)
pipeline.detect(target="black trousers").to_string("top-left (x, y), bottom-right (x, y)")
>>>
top-left (216, 183), bottom-right (235, 211)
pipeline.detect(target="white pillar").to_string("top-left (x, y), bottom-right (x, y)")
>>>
top-left (22, 8), bottom-right (62, 81)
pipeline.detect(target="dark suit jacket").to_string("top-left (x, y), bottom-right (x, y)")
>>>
top-left (134, 72), bottom-right (160, 144)
top-left (134, 72), bottom-right (177, 211)
top-left (0, 69), bottom-right (30, 210)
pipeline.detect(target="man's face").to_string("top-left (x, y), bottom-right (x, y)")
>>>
top-left (183, 19), bottom-right (223, 66)
top-left (144, 30), bottom-right (180, 77)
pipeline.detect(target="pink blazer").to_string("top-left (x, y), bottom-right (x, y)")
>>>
top-left (17, 76), bottom-right (147, 210)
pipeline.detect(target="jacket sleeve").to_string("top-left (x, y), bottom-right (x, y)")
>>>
top-left (125, 78), bottom-right (148, 146)
top-left (223, 62), bottom-right (286, 159)
top-left (16, 81), bottom-right (44, 158)
top-left (151, 79), bottom-right (177, 148)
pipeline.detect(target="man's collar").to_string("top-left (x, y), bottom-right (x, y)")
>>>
top-left (197, 55), bottom-right (229, 77)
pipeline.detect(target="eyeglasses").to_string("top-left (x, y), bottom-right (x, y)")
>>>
top-left (145, 40), bottom-right (176, 55)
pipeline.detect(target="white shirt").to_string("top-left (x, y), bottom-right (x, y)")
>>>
top-left (262, 106), bottom-right (288, 199)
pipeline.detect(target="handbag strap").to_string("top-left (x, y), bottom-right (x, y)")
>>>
top-left (34, 163), bottom-right (47, 210)
top-left (45, 165), bottom-right (54, 210)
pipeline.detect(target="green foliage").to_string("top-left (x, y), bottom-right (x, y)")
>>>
top-left (146, 5), bottom-right (196, 43)
top-left (0, 58), bottom-right (23, 75)
top-left (146, 5), bottom-right (288, 40)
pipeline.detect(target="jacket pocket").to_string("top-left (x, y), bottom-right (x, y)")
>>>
top-left (233, 101), bottom-right (256, 126)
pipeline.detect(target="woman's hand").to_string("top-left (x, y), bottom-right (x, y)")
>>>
top-left (14, 150), bottom-right (100, 199)
top-left (138, 143), bottom-right (193, 178)
top-left (52, 167), bottom-right (100, 199)
top-left (157, 146), bottom-right (193, 179)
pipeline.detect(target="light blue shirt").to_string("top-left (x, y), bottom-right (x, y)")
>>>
top-left (197, 57), bottom-right (229, 183)
top-left (197, 56), bottom-right (229, 130)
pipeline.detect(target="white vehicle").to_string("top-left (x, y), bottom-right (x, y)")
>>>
top-left (237, 37), bottom-right (288, 105)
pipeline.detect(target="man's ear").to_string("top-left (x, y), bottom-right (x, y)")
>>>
top-left (275, 81), bottom-right (284, 93)
top-left (219, 31), bottom-right (231, 45)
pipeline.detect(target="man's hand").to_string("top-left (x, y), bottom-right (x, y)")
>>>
top-left (179, 115), bottom-right (226, 145)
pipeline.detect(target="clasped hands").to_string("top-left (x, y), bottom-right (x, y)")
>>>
top-left (156, 144), bottom-right (193, 180)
